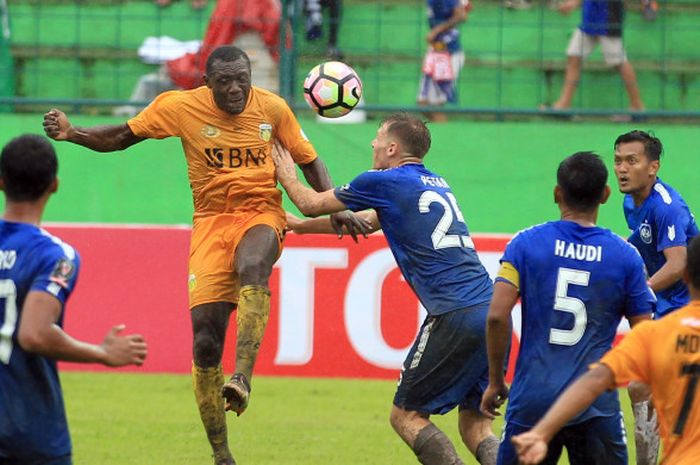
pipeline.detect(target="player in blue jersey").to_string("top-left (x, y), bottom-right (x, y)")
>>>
top-left (614, 130), bottom-right (698, 465)
top-left (272, 113), bottom-right (499, 465)
top-left (479, 152), bottom-right (655, 465)
top-left (614, 130), bottom-right (698, 318)
top-left (0, 134), bottom-right (148, 465)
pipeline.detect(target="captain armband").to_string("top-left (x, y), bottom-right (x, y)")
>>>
top-left (496, 261), bottom-right (520, 291)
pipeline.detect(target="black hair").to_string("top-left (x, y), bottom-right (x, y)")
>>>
top-left (687, 236), bottom-right (700, 291)
top-left (557, 151), bottom-right (608, 212)
top-left (1, 134), bottom-right (58, 202)
top-left (614, 130), bottom-right (663, 162)
top-left (381, 112), bottom-right (431, 159)
top-left (205, 45), bottom-right (250, 75)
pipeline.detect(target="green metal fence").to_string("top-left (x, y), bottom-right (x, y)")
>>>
top-left (1, 0), bottom-right (699, 118)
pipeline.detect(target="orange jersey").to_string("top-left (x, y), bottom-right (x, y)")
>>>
top-left (600, 301), bottom-right (700, 465)
top-left (128, 86), bottom-right (317, 220)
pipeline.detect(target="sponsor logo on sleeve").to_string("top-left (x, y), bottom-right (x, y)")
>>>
top-left (668, 225), bottom-right (676, 241)
top-left (49, 258), bottom-right (76, 288)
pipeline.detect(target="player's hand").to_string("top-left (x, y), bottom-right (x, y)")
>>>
top-left (285, 211), bottom-right (303, 232)
top-left (479, 382), bottom-right (509, 419)
top-left (511, 431), bottom-right (548, 464)
top-left (43, 108), bottom-right (74, 141)
top-left (329, 211), bottom-right (372, 243)
top-left (99, 324), bottom-right (148, 367)
top-left (271, 141), bottom-right (299, 186)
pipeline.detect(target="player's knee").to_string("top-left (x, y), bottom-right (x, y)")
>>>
top-left (237, 255), bottom-right (274, 285)
top-left (193, 331), bottom-right (224, 367)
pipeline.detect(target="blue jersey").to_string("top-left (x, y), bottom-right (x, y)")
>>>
top-left (499, 221), bottom-right (655, 428)
top-left (0, 220), bottom-right (80, 462)
top-left (335, 163), bottom-right (493, 315)
top-left (624, 178), bottom-right (698, 317)
top-left (580, 0), bottom-right (623, 37)
top-left (427, 0), bottom-right (465, 54)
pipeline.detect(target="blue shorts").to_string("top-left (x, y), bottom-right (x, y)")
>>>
top-left (393, 302), bottom-right (489, 415)
top-left (497, 413), bottom-right (627, 465)
top-left (0, 455), bottom-right (72, 465)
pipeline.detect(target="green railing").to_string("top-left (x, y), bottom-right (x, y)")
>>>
top-left (1, 0), bottom-right (699, 118)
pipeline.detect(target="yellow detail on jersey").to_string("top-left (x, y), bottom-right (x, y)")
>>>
top-left (497, 261), bottom-right (520, 290)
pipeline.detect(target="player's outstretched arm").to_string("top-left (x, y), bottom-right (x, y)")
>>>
top-left (511, 364), bottom-right (614, 464)
top-left (43, 108), bottom-right (144, 152)
top-left (271, 141), bottom-right (346, 217)
top-left (286, 211), bottom-right (379, 237)
top-left (17, 291), bottom-right (147, 367)
top-left (296, 156), bottom-right (372, 240)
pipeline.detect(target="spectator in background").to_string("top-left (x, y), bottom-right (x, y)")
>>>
top-left (304, 0), bottom-right (344, 60)
top-left (545, 0), bottom-right (645, 113)
top-left (156, 0), bottom-right (208, 9)
top-left (167, 0), bottom-right (283, 91)
top-left (418, 0), bottom-right (470, 123)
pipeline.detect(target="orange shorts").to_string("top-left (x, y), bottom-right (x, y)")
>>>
top-left (187, 212), bottom-right (285, 309)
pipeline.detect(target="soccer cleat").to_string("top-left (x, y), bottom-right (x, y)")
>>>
top-left (221, 373), bottom-right (250, 416)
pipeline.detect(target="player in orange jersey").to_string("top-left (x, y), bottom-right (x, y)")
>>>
top-left (42, 45), bottom-right (368, 465)
top-left (511, 235), bottom-right (700, 465)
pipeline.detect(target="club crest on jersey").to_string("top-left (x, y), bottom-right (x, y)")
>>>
top-left (259, 123), bottom-right (272, 142)
top-left (201, 125), bottom-right (221, 138)
top-left (639, 222), bottom-right (653, 244)
top-left (49, 258), bottom-right (75, 288)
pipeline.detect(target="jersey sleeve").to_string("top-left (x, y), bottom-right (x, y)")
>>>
top-left (30, 246), bottom-right (81, 306)
top-left (334, 170), bottom-right (391, 212)
top-left (127, 91), bottom-right (182, 139)
top-left (654, 203), bottom-right (692, 252)
top-left (495, 232), bottom-right (525, 287)
top-left (273, 100), bottom-right (317, 165)
top-left (599, 321), bottom-right (654, 386)
top-left (623, 246), bottom-right (657, 318)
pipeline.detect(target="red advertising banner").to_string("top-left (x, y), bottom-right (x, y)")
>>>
top-left (49, 225), bottom-right (627, 379)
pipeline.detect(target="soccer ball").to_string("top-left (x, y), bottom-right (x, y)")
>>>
top-left (303, 61), bottom-right (363, 118)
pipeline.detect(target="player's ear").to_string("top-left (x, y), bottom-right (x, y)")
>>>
top-left (49, 177), bottom-right (59, 194)
top-left (203, 74), bottom-right (210, 88)
top-left (649, 159), bottom-right (660, 176)
top-left (0, 178), bottom-right (4, 192)
top-left (553, 185), bottom-right (562, 205)
top-left (600, 185), bottom-right (611, 205)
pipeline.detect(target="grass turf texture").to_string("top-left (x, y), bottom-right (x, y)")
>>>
top-left (62, 372), bottom-right (638, 465)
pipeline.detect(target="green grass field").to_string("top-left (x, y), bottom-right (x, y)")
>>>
top-left (62, 372), bottom-right (639, 465)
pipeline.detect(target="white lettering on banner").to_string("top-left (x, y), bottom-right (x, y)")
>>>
top-left (345, 248), bottom-right (427, 369)
top-left (274, 248), bottom-right (348, 365)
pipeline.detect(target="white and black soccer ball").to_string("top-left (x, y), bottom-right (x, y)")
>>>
top-left (303, 61), bottom-right (363, 118)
